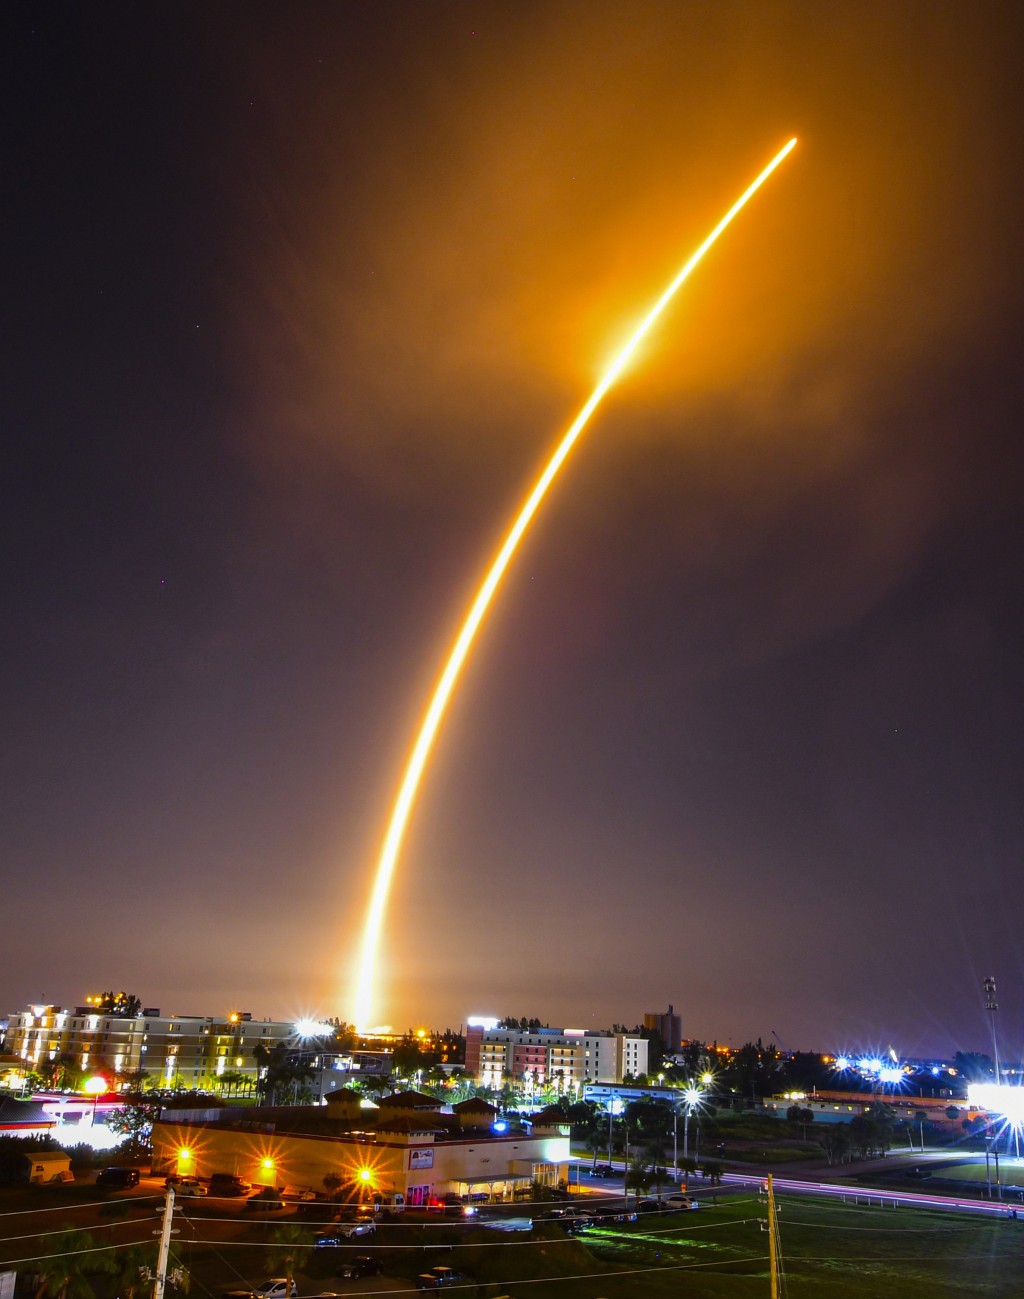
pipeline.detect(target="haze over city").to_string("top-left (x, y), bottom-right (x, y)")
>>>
top-left (4, 3), bottom-right (1022, 1057)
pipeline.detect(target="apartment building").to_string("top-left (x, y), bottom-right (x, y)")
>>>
top-left (6, 1003), bottom-right (297, 1090)
top-left (465, 1019), bottom-right (648, 1090)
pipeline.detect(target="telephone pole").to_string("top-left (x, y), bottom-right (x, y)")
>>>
top-left (766, 1173), bottom-right (781, 1299)
top-left (153, 1184), bottom-right (176, 1299)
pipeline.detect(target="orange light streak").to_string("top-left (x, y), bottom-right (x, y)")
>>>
top-left (353, 137), bottom-right (797, 1029)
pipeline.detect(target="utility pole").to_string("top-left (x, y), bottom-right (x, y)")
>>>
top-left (153, 1184), bottom-right (176, 1299)
top-left (766, 1174), bottom-right (780, 1299)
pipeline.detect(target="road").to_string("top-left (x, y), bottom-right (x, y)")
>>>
top-left (573, 1153), bottom-right (1023, 1220)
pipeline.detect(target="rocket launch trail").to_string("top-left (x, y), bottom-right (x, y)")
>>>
top-left (352, 137), bottom-right (798, 1029)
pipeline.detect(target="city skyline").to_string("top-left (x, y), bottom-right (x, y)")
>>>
top-left (4, 4), bottom-right (1022, 1056)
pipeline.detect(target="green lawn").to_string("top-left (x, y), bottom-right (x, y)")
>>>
top-left (4, 1186), bottom-right (1023, 1298)
top-left (333, 1195), bottom-right (1024, 1297)
top-left (563, 1192), bottom-right (1024, 1298)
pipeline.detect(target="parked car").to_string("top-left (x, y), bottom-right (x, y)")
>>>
top-left (588, 1164), bottom-right (617, 1178)
top-left (166, 1175), bottom-right (205, 1197)
top-left (415, 1267), bottom-right (468, 1290)
top-left (208, 1173), bottom-right (252, 1197)
top-left (96, 1167), bottom-right (140, 1189)
top-left (591, 1202), bottom-right (638, 1223)
top-left (251, 1282), bottom-right (297, 1299)
top-left (666, 1193), bottom-right (699, 1209)
top-left (335, 1255), bottom-right (382, 1279)
top-left (314, 1219), bottom-right (376, 1246)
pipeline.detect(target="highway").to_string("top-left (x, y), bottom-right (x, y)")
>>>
top-left (574, 1156), bottom-right (1022, 1220)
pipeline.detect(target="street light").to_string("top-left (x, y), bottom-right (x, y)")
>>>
top-left (83, 1075), bottom-right (106, 1127)
top-left (672, 1084), bottom-right (704, 1178)
top-left (607, 1098), bottom-right (623, 1164)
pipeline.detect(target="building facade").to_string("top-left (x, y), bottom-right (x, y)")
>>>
top-left (6, 1004), bottom-right (298, 1090)
top-left (465, 1021), bottom-right (648, 1090)
top-left (151, 1091), bottom-right (570, 1204)
top-left (643, 1006), bottom-right (683, 1053)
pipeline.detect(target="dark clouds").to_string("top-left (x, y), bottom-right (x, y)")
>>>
top-left (3, 2), bottom-right (1022, 1054)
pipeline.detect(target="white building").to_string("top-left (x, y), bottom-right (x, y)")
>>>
top-left (465, 1020), bottom-right (648, 1090)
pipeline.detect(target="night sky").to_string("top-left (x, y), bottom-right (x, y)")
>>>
top-left (5, 3), bottom-right (1022, 1057)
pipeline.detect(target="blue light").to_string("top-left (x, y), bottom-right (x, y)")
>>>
top-left (492, 1120), bottom-right (507, 1133)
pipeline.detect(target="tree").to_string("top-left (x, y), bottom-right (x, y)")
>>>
top-left (392, 1034), bottom-right (427, 1076)
top-left (116, 1068), bottom-right (152, 1094)
top-left (265, 1224), bottom-right (309, 1291)
top-left (38, 1054), bottom-right (84, 1093)
top-left (786, 1105), bottom-right (815, 1142)
top-left (106, 1095), bottom-right (161, 1154)
top-left (781, 1052), bottom-right (834, 1094)
top-left (953, 1051), bottom-right (994, 1083)
top-left (848, 1104), bottom-right (895, 1159)
top-left (646, 1145), bottom-right (670, 1198)
top-left (216, 1070), bottom-right (251, 1099)
top-left (112, 1244), bottom-right (154, 1299)
top-left (724, 1040), bottom-right (784, 1103)
top-left (819, 1124), bottom-right (852, 1167)
top-left (96, 992), bottom-right (142, 1018)
top-left (32, 1227), bottom-right (112, 1299)
top-left (583, 1122), bottom-right (605, 1169)
top-left (253, 1043), bottom-right (315, 1105)
top-left (624, 1155), bottom-right (654, 1202)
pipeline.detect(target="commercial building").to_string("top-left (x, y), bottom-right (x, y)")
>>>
top-left (763, 1090), bottom-right (982, 1131)
top-left (151, 1089), bottom-right (570, 1204)
top-left (465, 1020), bottom-right (647, 1090)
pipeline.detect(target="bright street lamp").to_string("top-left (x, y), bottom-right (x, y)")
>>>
top-left (83, 1075), bottom-right (106, 1127)
top-left (607, 1098), bottom-right (623, 1164)
top-left (673, 1084), bottom-right (704, 1176)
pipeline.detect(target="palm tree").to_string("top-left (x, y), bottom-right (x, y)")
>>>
top-left (217, 1069), bottom-right (250, 1098)
top-left (111, 1243), bottom-right (154, 1299)
top-left (646, 1142), bottom-right (669, 1198)
top-left (33, 1228), bottom-right (112, 1299)
top-left (583, 1122), bottom-right (605, 1169)
top-left (265, 1224), bottom-right (309, 1292)
top-left (624, 1156), bottom-right (653, 1204)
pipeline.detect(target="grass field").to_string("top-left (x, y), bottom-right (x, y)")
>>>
top-left (298, 1193), bottom-right (1024, 1297)
top-left (565, 1192), bottom-right (1024, 1298)
top-left (4, 1186), bottom-right (1024, 1297)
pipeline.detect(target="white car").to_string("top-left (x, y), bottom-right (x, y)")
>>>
top-left (252, 1281), bottom-right (297, 1299)
top-left (336, 1218), bottom-right (377, 1239)
top-left (314, 1219), bottom-right (377, 1247)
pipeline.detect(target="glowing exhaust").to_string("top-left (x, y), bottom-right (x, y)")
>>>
top-left (352, 138), bottom-right (798, 1029)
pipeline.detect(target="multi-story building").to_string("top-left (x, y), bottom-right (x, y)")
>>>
top-left (465, 1019), bottom-right (648, 1090)
top-left (644, 1005), bottom-right (683, 1053)
top-left (6, 1003), bottom-right (300, 1091)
